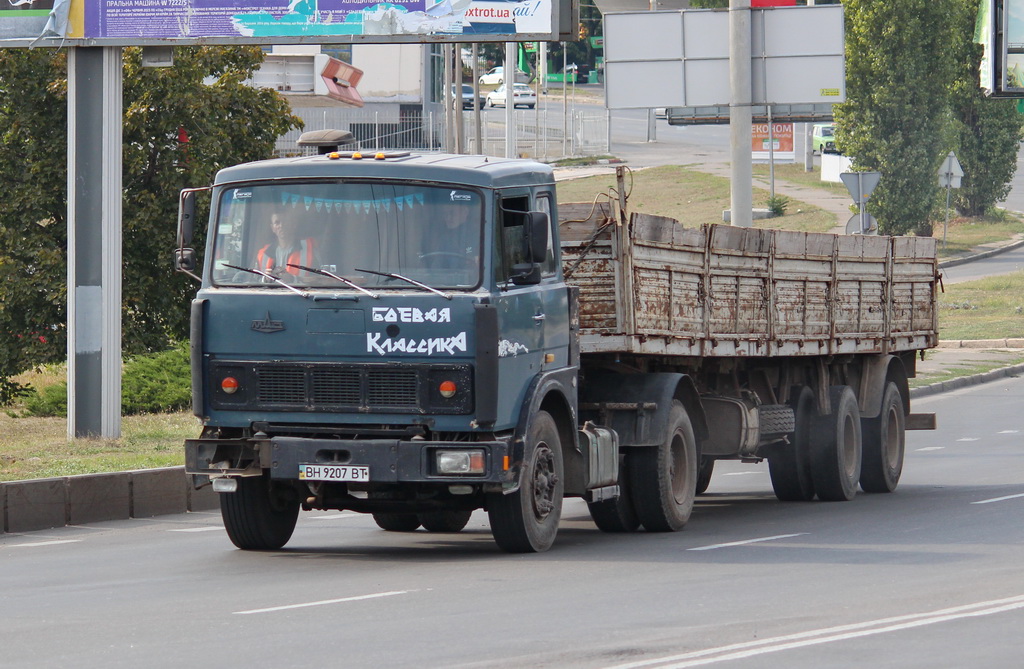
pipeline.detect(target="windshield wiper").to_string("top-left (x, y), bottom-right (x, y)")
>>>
top-left (222, 263), bottom-right (310, 299)
top-left (354, 268), bottom-right (452, 300)
top-left (288, 264), bottom-right (380, 299)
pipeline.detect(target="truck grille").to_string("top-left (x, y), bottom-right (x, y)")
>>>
top-left (210, 361), bottom-right (471, 415)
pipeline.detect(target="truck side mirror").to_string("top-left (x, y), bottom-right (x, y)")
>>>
top-left (178, 190), bottom-right (197, 247)
top-left (510, 211), bottom-right (549, 286)
top-left (174, 247), bottom-right (198, 274)
top-left (525, 211), bottom-right (549, 262)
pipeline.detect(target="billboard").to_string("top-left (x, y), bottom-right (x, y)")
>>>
top-left (0, 0), bottom-right (565, 44)
top-left (979, 0), bottom-right (1024, 96)
top-left (604, 5), bottom-right (845, 110)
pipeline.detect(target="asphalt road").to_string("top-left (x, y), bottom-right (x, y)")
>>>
top-left (2, 375), bottom-right (1022, 668)
top-left (941, 242), bottom-right (1024, 284)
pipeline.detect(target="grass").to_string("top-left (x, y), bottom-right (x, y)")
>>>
top-left (933, 215), bottom-right (1024, 258)
top-left (908, 354), bottom-right (1024, 389)
top-left (557, 164), bottom-right (837, 233)
top-left (937, 270), bottom-right (1024, 340)
top-left (0, 409), bottom-right (196, 482)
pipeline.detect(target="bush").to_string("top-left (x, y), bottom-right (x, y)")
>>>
top-left (767, 195), bottom-right (790, 217)
top-left (19, 343), bottom-right (191, 417)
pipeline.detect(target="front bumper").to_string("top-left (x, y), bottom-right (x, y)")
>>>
top-left (185, 435), bottom-right (514, 485)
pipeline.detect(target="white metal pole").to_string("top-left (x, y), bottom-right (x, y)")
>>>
top-left (729, 0), bottom-right (753, 227)
top-left (505, 41), bottom-right (517, 158)
top-left (67, 46), bottom-right (123, 438)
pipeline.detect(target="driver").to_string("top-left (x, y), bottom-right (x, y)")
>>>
top-left (255, 208), bottom-right (318, 276)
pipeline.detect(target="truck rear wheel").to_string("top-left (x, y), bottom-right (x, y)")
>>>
top-left (629, 401), bottom-right (697, 532)
top-left (860, 382), bottom-right (905, 493)
top-left (372, 513), bottom-right (421, 532)
top-left (418, 510), bottom-right (473, 533)
top-left (487, 410), bottom-right (564, 552)
top-left (769, 386), bottom-right (816, 501)
top-left (810, 385), bottom-right (862, 501)
top-left (220, 474), bottom-right (299, 550)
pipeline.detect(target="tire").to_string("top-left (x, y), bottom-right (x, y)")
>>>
top-left (628, 400), bottom-right (697, 532)
top-left (768, 386), bottom-right (816, 501)
top-left (372, 512), bottom-right (421, 532)
top-left (587, 461), bottom-right (640, 532)
top-left (695, 456), bottom-right (715, 495)
top-left (860, 382), bottom-right (905, 493)
top-left (220, 474), bottom-right (299, 550)
top-left (809, 385), bottom-right (862, 501)
top-left (418, 510), bottom-right (473, 533)
top-left (487, 411), bottom-right (564, 552)
top-left (370, 490), bottom-right (421, 531)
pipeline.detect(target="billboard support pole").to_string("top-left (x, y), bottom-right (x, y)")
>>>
top-left (729, 0), bottom-right (753, 227)
top-left (505, 41), bottom-right (517, 157)
top-left (66, 46), bottom-right (123, 438)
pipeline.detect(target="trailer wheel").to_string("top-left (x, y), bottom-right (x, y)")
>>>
top-left (695, 456), bottom-right (715, 495)
top-left (810, 385), bottom-right (862, 501)
top-left (487, 411), bottom-right (564, 552)
top-left (769, 386), bottom-right (816, 501)
top-left (418, 510), bottom-right (473, 533)
top-left (587, 462), bottom-right (640, 532)
top-left (220, 474), bottom-right (299, 550)
top-left (629, 400), bottom-right (697, 532)
top-left (860, 382), bottom-right (905, 493)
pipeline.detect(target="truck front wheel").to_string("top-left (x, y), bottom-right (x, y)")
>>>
top-left (810, 385), bottom-right (862, 501)
top-left (487, 410), bottom-right (564, 552)
top-left (629, 400), bottom-right (697, 532)
top-left (220, 474), bottom-right (300, 550)
top-left (860, 382), bottom-right (905, 493)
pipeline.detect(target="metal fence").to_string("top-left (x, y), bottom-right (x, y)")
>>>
top-left (279, 106), bottom-right (609, 160)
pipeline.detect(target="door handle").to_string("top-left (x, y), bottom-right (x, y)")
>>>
top-left (532, 313), bottom-right (546, 322)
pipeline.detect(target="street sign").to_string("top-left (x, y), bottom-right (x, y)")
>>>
top-left (846, 213), bottom-right (878, 235)
top-left (938, 151), bottom-right (964, 189)
top-left (840, 171), bottom-right (880, 205)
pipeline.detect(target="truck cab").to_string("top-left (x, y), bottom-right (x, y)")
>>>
top-left (177, 148), bottom-right (577, 552)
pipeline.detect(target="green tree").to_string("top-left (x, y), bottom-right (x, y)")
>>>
top-left (0, 46), bottom-right (302, 404)
top-left (947, 0), bottom-right (1023, 216)
top-left (834, 0), bottom-right (954, 236)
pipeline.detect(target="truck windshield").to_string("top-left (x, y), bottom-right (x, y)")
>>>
top-left (210, 182), bottom-right (482, 289)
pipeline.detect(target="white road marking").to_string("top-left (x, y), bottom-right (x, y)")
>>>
top-left (722, 472), bottom-right (762, 476)
top-left (687, 533), bottom-right (807, 552)
top-left (307, 512), bottom-right (361, 521)
top-left (916, 447), bottom-right (945, 452)
top-left (972, 492), bottom-right (1024, 505)
top-left (168, 526), bottom-right (224, 533)
top-left (957, 437), bottom-right (980, 442)
top-left (233, 590), bottom-right (411, 615)
top-left (8, 539), bottom-right (82, 548)
top-left (997, 430), bottom-right (1019, 434)
top-left (607, 594), bottom-right (1024, 669)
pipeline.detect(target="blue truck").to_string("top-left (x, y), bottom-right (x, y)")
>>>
top-left (175, 134), bottom-right (938, 553)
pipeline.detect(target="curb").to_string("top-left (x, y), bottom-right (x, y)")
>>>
top-left (937, 237), bottom-right (1024, 270)
top-left (1, 467), bottom-right (218, 535)
top-left (909, 362), bottom-right (1024, 400)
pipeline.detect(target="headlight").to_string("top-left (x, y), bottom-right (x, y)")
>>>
top-left (436, 449), bottom-right (486, 475)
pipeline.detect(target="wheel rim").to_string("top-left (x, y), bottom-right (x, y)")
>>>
top-left (670, 432), bottom-right (688, 505)
top-left (883, 405), bottom-right (902, 469)
top-left (532, 445), bottom-right (558, 521)
top-left (841, 412), bottom-right (858, 477)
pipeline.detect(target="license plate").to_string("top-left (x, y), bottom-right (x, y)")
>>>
top-left (298, 464), bottom-right (369, 482)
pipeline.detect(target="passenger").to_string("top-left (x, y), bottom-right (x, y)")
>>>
top-left (255, 209), bottom-right (318, 277)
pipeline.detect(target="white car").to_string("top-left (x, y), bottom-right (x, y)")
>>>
top-left (486, 83), bottom-right (537, 109)
top-left (478, 66), bottom-right (529, 86)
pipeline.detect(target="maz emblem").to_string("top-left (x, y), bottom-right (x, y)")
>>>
top-left (251, 312), bottom-right (285, 333)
